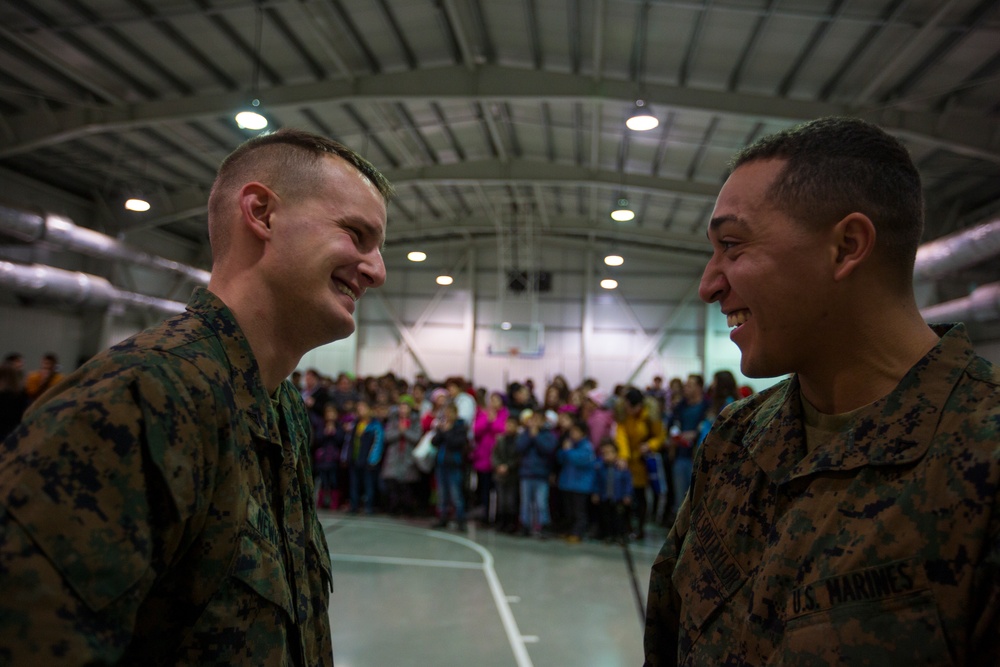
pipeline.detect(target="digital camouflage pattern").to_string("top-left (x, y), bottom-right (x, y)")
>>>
top-left (644, 324), bottom-right (1000, 666)
top-left (0, 287), bottom-right (334, 666)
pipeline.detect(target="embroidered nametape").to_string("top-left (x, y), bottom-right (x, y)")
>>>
top-left (246, 494), bottom-right (281, 548)
top-left (786, 559), bottom-right (922, 619)
top-left (693, 510), bottom-right (744, 596)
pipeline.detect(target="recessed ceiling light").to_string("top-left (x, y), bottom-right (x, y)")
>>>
top-left (407, 251), bottom-right (427, 262)
top-left (436, 275), bottom-right (453, 286)
top-left (604, 254), bottom-right (624, 266)
top-left (600, 279), bottom-right (618, 290)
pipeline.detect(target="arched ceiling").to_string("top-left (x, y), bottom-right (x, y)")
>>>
top-left (1, 0), bottom-right (998, 299)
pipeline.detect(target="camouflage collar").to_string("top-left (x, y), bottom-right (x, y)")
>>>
top-left (745, 323), bottom-right (974, 485)
top-left (185, 287), bottom-right (280, 443)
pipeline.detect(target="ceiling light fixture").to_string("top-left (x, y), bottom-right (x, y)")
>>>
top-left (626, 100), bottom-right (658, 131)
top-left (235, 8), bottom-right (268, 131)
top-left (124, 198), bottom-right (151, 212)
top-left (604, 254), bottom-right (624, 267)
top-left (610, 198), bottom-right (635, 222)
top-left (235, 100), bottom-right (268, 130)
top-left (407, 250), bottom-right (427, 262)
top-left (436, 275), bottom-right (454, 286)
top-left (600, 278), bottom-right (618, 290)
top-left (500, 321), bottom-right (512, 330)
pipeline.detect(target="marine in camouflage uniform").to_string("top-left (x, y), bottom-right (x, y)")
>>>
top-left (643, 323), bottom-right (1000, 665)
top-left (0, 287), bottom-right (334, 665)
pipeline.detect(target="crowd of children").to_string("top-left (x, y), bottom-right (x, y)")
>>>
top-left (301, 369), bottom-right (748, 543)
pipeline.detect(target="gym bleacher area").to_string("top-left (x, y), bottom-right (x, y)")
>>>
top-left (321, 513), bottom-right (664, 667)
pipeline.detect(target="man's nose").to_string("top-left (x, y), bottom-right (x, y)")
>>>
top-left (698, 255), bottom-right (726, 304)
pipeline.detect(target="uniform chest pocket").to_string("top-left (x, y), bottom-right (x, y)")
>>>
top-left (780, 559), bottom-right (954, 666)
top-left (229, 524), bottom-right (295, 619)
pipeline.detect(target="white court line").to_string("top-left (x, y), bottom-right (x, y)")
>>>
top-left (325, 520), bottom-right (535, 667)
top-left (329, 553), bottom-right (481, 569)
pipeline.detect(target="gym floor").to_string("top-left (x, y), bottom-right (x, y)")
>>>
top-left (321, 514), bottom-right (664, 667)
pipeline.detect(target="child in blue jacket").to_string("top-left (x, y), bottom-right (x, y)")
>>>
top-left (516, 409), bottom-right (557, 537)
top-left (592, 437), bottom-right (633, 543)
top-left (557, 417), bottom-right (596, 542)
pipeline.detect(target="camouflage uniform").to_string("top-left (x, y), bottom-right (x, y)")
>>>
top-left (0, 287), bottom-right (334, 666)
top-left (644, 324), bottom-right (1000, 666)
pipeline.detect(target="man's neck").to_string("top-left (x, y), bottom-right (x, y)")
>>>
top-left (798, 305), bottom-right (939, 414)
top-left (208, 280), bottom-right (303, 393)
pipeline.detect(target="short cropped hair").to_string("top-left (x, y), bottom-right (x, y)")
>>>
top-left (208, 128), bottom-right (394, 261)
top-left (731, 116), bottom-right (923, 284)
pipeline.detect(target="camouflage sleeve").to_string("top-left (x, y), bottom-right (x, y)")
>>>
top-left (0, 358), bottom-right (219, 664)
top-left (643, 492), bottom-right (689, 667)
top-left (972, 502), bottom-right (1000, 662)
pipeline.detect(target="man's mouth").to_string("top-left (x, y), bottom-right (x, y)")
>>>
top-left (334, 280), bottom-right (358, 302)
top-left (727, 310), bottom-right (750, 328)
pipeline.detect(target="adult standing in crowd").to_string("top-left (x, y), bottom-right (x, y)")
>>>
top-left (664, 373), bottom-right (709, 517)
top-left (23, 352), bottom-right (64, 403)
top-left (300, 368), bottom-right (330, 431)
top-left (615, 387), bottom-right (664, 540)
top-left (644, 117), bottom-right (1000, 665)
top-left (0, 128), bottom-right (392, 665)
top-left (446, 376), bottom-right (477, 437)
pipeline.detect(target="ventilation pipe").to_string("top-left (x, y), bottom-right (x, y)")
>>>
top-left (921, 282), bottom-right (1000, 324)
top-left (0, 261), bottom-right (186, 316)
top-left (914, 218), bottom-right (1000, 280)
top-left (0, 204), bottom-right (211, 285)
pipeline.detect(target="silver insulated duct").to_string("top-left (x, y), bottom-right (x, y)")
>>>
top-left (914, 217), bottom-right (1000, 280)
top-left (0, 204), bottom-right (211, 285)
top-left (0, 261), bottom-right (186, 316)
top-left (916, 217), bottom-right (1000, 324)
top-left (921, 282), bottom-right (1000, 324)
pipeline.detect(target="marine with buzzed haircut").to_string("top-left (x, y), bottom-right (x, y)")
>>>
top-left (0, 128), bottom-right (392, 664)
top-left (643, 117), bottom-right (999, 666)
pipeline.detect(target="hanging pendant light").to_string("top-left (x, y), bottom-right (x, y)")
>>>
top-left (235, 8), bottom-right (269, 131)
top-left (124, 198), bottom-right (151, 212)
top-left (235, 99), bottom-right (268, 130)
top-left (611, 197), bottom-right (635, 222)
top-left (626, 100), bottom-right (658, 131)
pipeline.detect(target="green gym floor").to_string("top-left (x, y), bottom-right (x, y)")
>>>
top-left (321, 514), bottom-right (664, 667)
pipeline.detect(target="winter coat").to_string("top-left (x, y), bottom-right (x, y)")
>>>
top-left (491, 433), bottom-right (521, 488)
top-left (557, 437), bottom-right (596, 493)
top-left (313, 422), bottom-right (345, 472)
top-left (346, 419), bottom-right (384, 469)
top-left (471, 407), bottom-right (508, 472)
top-left (592, 461), bottom-right (633, 502)
top-left (614, 404), bottom-right (664, 487)
top-left (516, 427), bottom-right (557, 479)
top-left (433, 419), bottom-right (469, 470)
top-left (381, 414), bottom-right (422, 483)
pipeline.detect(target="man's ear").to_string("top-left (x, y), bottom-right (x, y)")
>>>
top-left (831, 212), bottom-right (876, 282)
top-left (238, 182), bottom-right (276, 241)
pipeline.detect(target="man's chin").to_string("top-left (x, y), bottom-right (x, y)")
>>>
top-left (321, 314), bottom-right (356, 344)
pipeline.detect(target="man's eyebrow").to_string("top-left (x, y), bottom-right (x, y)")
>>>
top-left (707, 214), bottom-right (748, 237)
